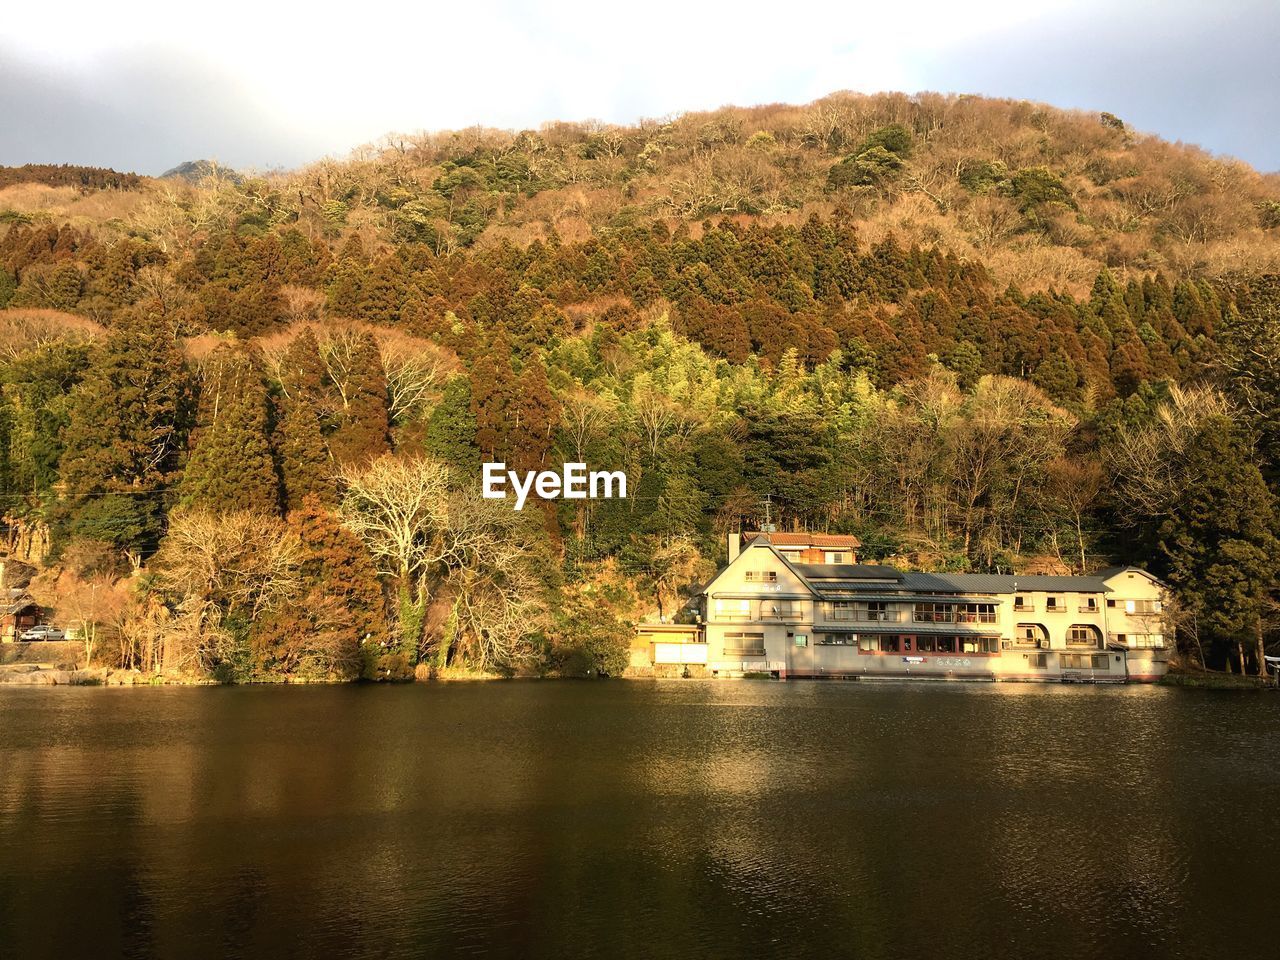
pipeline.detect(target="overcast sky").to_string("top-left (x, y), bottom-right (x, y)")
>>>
top-left (1, 0), bottom-right (1277, 175)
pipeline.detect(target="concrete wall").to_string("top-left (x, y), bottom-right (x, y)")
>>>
top-left (0, 640), bottom-right (84, 669)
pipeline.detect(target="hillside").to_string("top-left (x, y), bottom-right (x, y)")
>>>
top-left (1, 91), bottom-right (1279, 680)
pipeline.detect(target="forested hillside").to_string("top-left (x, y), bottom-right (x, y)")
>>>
top-left (2, 92), bottom-right (1279, 681)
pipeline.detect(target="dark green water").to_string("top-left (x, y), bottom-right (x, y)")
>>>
top-left (1, 682), bottom-right (1278, 960)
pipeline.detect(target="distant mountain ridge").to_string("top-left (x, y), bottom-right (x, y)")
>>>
top-left (161, 160), bottom-right (242, 184)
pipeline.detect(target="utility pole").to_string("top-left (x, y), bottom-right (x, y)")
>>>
top-left (761, 494), bottom-right (776, 533)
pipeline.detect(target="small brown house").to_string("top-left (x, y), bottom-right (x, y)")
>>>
top-left (2, 590), bottom-right (42, 642)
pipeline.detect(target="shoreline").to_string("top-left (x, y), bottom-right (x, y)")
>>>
top-left (3, 664), bottom-right (1274, 689)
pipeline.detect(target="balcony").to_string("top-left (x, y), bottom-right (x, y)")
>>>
top-left (1109, 633), bottom-right (1165, 649)
top-left (1013, 603), bottom-right (1034, 612)
top-left (1078, 605), bottom-right (1100, 614)
top-left (826, 608), bottom-right (906, 624)
top-left (912, 610), bottom-right (997, 625)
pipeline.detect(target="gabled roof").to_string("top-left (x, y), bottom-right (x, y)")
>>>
top-left (702, 538), bottom-right (820, 597)
top-left (1095, 566), bottom-right (1166, 587)
top-left (704, 545), bottom-right (1123, 600)
top-left (746, 532), bottom-right (862, 549)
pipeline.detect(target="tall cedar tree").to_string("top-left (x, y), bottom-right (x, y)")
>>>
top-left (276, 397), bottom-right (335, 510)
top-left (328, 332), bottom-right (390, 466)
top-left (511, 356), bottom-right (559, 473)
top-left (62, 309), bottom-right (191, 495)
top-left (470, 329), bottom-right (518, 462)
top-left (425, 375), bottom-right (480, 478)
top-left (1158, 416), bottom-right (1280, 675)
top-left (181, 350), bottom-right (279, 514)
top-left (289, 494), bottom-right (390, 675)
top-left (279, 327), bottom-right (329, 406)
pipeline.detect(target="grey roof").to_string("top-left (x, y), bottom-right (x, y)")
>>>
top-left (902, 572), bottom-right (1111, 594)
top-left (792, 563), bottom-right (902, 581)
top-left (795, 564), bottom-right (1111, 596)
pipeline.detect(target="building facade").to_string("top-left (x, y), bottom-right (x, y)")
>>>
top-left (688, 534), bottom-right (1170, 683)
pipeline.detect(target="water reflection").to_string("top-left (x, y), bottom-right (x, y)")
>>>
top-left (1, 682), bottom-right (1279, 960)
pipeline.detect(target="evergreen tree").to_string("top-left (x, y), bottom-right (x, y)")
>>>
top-left (61, 309), bottom-right (192, 557)
top-left (1158, 416), bottom-right (1280, 675)
top-left (426, 376), bottom-right (480, 477)
top-left (276, 397), bottom-right (335, 510)
top-left (511, 356), bottom-right (559, 473)
top-left (328, 332), bottom-right (390, 466)
top-left (279, 327), bottom-right (329, 405)
top-left (181, 353), bottom-right (279, 515)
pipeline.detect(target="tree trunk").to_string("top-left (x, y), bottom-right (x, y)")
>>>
top-left (1255, 621), bottom-right (1267, 678)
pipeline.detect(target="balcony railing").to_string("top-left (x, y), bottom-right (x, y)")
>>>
top-left (1079, 605), bottom-right (1099, 614)
top-left (1109, 633), bottom-right (1165, 649)
top-left (827, 609), bottom-right (907, 623)
top-left (912, 611), bottom-right (997, 624)
top-left (1013, 603), bottom-right (1033, 612)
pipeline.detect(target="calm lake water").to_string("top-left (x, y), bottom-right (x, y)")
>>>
top-left (1, 681), bottom-right (1278, 960)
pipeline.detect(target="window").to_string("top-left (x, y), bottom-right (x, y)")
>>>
top-left (914, 602), bottom-right (954, 623)
top-left (830, 601), bottom-right (853, 621)
top-left (1080, 596), bottom-right (1098, 613)
top-left (825, 551), bottom-right (848, 564)
top-left (858, 635), bottom-right (877, 653)
top-left (1092, 654), bottom-right (1110, 670)
top-left (744, 570), bottom-right (777, 583)
top-left (879, 636), bottom-right (900, 653)
top-left (1046, 596), bottom-right (1060, 611)
top-left (917, 636), bottom-right (936, 652)
top-left (958, 603), bottom-right (996, 623)
top-left (937, 636), bottom-right (956, 653)
top-left (864, 602), bottom-right (888, 622)
top-left (1106, 598), bottom-right (1116, 608)
top-left (722, 632), bottom-right (765, 656)
top-left (818, 633), bottom-right (856, 646)
top-left (715, 598), bottom-right (751, 620)
top-left (1125, 599), bottom-right (1161, 614)
top-left (1028, 654), bottom-right (1047, 669)
top-left (1014, 595), bottom-right (1032, 611)
top-left (794, 634), bottom-right (808, 647)
top-left (1067, 625), bottom-right (1100, 647)
top-left (961, 637), bottom-right (1000, 654)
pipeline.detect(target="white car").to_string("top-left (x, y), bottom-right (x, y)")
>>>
top-left (20, 624), bottom-right (65, 641)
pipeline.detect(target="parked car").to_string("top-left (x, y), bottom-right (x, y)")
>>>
top-left (20, 624), bottom-right (65, 641)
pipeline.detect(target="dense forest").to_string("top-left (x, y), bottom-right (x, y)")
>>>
top-left (3, 92), bottom-right (1280, 681)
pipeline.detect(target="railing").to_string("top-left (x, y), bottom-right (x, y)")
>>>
top-left (1079, 605), bottom-right (1099, 614)
top-left (762, 610), bottom-right (804, 621)
top-left (1013, 603), bottom-right (1034, 612)
top-left (722, 645), bottom-right (766, 657)
top-left (827, 609), bottom-right (907, 623)
top-left (912, 611), bottom-right (998, 624)
top-left (1109, 633), bottom-right (1165, 649)
top-left (914, 611), bottom-right (955, 623)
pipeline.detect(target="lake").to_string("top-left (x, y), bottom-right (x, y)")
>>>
top-left (1, 681), bottom-right (1278, 960)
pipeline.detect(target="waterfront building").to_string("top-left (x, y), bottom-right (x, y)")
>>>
top-left (662, 533), bottom-right (1170, 682)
